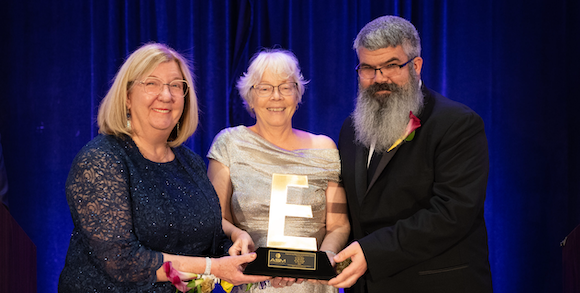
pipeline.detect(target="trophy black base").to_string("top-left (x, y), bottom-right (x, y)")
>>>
top-left (244, 247), bottom-right (336, 280)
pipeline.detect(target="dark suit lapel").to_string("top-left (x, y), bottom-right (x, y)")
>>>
top-left (366, 147), bottom-right (399, 195)
top-left (355, 144), bottom-right (369, 205)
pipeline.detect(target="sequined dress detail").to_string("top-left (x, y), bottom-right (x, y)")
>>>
top-left (59, 134), bottom-right (229, 292)
top-left (208, 126), bottom-right (340, 293)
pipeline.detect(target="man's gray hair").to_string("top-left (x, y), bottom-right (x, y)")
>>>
top-left (353, 15), bottom-right (421, 58)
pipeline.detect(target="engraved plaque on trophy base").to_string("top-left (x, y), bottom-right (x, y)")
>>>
top-left (244, 247), bottom-right (336, 280)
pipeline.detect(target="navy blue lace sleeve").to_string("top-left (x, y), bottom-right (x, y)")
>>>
top-left (59, 135), bottom-right (229, 292)
top-left (63, 136), bottom-right (163, 286)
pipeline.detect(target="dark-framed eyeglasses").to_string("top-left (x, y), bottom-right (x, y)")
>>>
top-left (252, 82), bottom-right (298, 97)
top-left (355, 57), bottom-right (417, 79)
top-left (137, 77), bottom-right (189, 98)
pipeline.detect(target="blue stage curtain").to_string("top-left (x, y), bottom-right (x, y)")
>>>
top-left (0, 1), bottom-right (579, 292)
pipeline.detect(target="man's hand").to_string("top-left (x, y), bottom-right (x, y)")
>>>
top-left (327, 241), bottom-right (367, 288)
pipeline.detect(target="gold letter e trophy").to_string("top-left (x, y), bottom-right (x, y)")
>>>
top-left (244, 174), bottom-right (336, 279)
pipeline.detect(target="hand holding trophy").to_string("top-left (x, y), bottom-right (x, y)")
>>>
top-left (244, 174), bottom-right (337, 280)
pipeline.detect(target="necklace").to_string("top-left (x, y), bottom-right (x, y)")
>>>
top-left (134, 140), bottom-right (170, 162)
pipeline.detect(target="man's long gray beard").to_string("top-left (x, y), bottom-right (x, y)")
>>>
top-left (352, 72), bottom-right (424, 153)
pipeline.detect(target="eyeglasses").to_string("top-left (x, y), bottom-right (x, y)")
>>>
top-left (137, 77), bottom-right (189, 98)
top-left (355, 57), bottom-right (417, 79)
top-left (252, 82), bottom-right (298, 97)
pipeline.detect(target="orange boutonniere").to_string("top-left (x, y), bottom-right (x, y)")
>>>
top-left (387, 111), bottom-right (421, 152)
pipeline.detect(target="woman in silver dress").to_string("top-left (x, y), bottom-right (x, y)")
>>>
top-left (207, 48), bottom-right (350, 293)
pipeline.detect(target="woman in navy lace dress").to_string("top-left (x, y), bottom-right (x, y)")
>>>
top-left (58, 43), bottom-right (268, 292)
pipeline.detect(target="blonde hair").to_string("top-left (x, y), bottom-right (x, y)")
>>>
top-left (237, 48), bottom-right (308, 117)
top-left (97, 43), bottom-right (198, 147)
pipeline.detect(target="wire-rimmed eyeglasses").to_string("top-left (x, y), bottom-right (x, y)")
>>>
top-left (252, 82), bottom-right (298, 97)
top-left (355, 57), bottom-right (417, 79)
top-left (137, 77), bottom-right (189, 98)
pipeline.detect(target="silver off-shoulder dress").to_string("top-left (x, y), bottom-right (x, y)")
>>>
top-left (208, 126), bottom-right (340, 293)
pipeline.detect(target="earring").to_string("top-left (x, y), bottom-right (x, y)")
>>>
top-left (126, 113), bottom-right (131, 130)
top-left (176, 122), bottom-right (180, 135)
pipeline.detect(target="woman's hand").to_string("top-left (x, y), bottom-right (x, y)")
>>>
top-left (212, 253), bottom-right (270, 286)
top-left (270, 277), bottom-right (304, 288)
top-left (306, 251), bottom-right (337, 285)
top-left (325, 250), bottom-right (337, 267)
top-left (229, 229), bottom-right (255, 256)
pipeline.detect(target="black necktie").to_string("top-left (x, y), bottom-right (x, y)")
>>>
top-left (367, 151), bottom-right (383, 186)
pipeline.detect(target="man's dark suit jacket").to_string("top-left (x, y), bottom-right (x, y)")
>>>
top-left (338, 86), bottom-right (493, 293)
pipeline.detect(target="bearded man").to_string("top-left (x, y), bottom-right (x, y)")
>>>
top-left (328, 16), bottom-right (493, 293)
